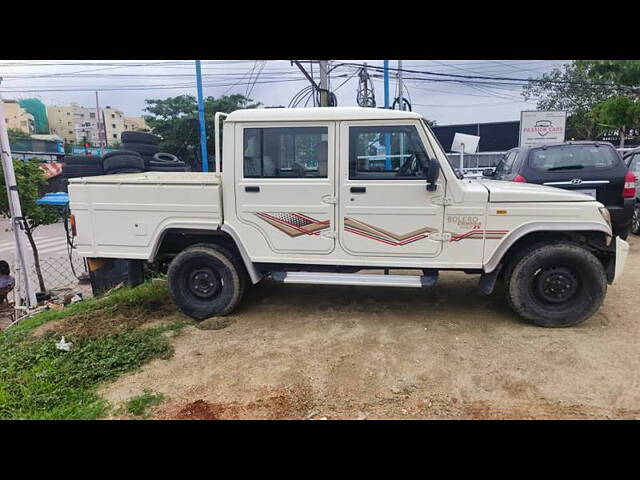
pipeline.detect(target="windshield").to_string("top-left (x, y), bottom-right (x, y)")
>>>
top-left (421, 118), bottom-right (457, 172)
top-left (529, 145), bottom-right (620, 172)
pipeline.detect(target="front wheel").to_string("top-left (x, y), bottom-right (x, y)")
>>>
top-left (167, 244), bottom-right (245, 320)
top-left (505, 243), bottom-right (607, 327)
top-left (632, 203), bottom-right (640, 235)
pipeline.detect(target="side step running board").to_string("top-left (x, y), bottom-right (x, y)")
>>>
top-left (271, 271), bottom-right (438, 288)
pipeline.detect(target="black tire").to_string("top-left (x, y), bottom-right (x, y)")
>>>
top-left (147, 166), bottom-right (187, 172)
top-left (120, 131), bottom-right (160, 145)
top-left (153, 152), bottom-right (179, 163)
top-left (103, 154), bottom-right (144, 172)
top-left (102, 150), bottom-right (141, 161)
top-left (141, 155), bottom-right (155, 167)
top-left (167, 244), bottom-right (246, 320)
top-left (121, 142), bottom-right (159, 156)
top-left (505, 242), bottom-right (607, 327)
top-left (63, 155), bottom-right (103, 165)
top-left (62, 164), bottom-right (105, 178)
top-left (106, 167), bottom-right (145, 174)
top-left (632, 203), bottom-right (640, 236)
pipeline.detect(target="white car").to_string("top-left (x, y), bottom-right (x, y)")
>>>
top-left (68, 107), bottom-right (629, 327)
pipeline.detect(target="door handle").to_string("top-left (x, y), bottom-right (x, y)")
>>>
top-left (350, 187), bottom-right (366, 194)
top-left (245, 186), bottom-right (260, 193)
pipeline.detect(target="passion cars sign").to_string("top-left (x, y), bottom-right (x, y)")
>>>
top-left (519, 111), bottom-right (567, 146)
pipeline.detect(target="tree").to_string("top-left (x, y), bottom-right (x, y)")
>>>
top-left (7, 128), bottom-right (29, 144)
top-left (521, 62), bottom-right (616, 140)
top-left (0, 159), bottom-right (59, 293)
top-left (593, 96), bottom-right (640, 147)
top-left (575, 60), bottom-right (640, 98)
top-left (143, 94), bottom-right (261, 168)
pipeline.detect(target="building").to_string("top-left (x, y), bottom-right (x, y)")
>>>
top-left (103, 106), bottom-right (126, 144)
top-left (47, 103), bottom-right (135, 146)
top-left (123, 116), bottom-right (149, 132)
top-left (47, 105), bottom-right (77, 145)
top-left (2, 100), bottom-right (35, 135)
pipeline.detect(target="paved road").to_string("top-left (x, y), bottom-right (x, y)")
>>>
top-left (0, 218), bottom-right (71, 263)
top-left (0, 218), bottom-right (86, 292)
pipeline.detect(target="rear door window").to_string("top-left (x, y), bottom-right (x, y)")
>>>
top-left (529, 145), bottom-right (620, 172)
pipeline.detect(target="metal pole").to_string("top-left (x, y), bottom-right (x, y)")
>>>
top-left (383, 60), bottom-right (390, 108)
top-left (195, 60), bottom-right (209, 172)
top-left (95, 91), bottom-right (104, 155)
top-left (319, 60), bottom-right (329, 107)
top-left (397, 60), bottom-right (404, 111)
top-left (383, 61), bottom-right (391, 170)
top-left (0, 99), bottom-right (38, 307)
top-left (460, 142), bottom-right (465, 173)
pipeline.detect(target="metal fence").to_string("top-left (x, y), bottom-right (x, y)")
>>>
top-left (14, 251), bottom-right (89, 303)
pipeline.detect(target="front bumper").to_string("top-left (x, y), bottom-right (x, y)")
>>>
top-left (612, 236), bottom-right (630, 284)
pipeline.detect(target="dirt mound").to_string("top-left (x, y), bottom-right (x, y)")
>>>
top-left (159, 385), bottom-right (314, 420)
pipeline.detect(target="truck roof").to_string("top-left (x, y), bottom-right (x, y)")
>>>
top-left (225, 107), bottom-right (423, 123)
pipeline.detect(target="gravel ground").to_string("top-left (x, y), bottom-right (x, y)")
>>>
top-left (101, 236), bottom-right (640, 420)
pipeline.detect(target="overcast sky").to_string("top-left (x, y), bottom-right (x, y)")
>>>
top-left (0, 60), bottom-right (568, 125)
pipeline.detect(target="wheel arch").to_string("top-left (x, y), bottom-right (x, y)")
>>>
top-left (150, 224), bottom-right (263, 284)
top-left (484, 222), bottom-right (613, 276)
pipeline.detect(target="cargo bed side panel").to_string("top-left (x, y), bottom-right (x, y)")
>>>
top-left (69, 173), bottom-right (222, 260)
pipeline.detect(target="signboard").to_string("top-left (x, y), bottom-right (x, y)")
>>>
top-left (71, 146), bottom-right (117, 156)
top-left (451, 132), bottom-right (480, 154)
top-left (519, 111), bottom-right (566, 146)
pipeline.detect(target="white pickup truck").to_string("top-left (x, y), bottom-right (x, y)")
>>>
top-left (68, 107), bottom-right (630, 327)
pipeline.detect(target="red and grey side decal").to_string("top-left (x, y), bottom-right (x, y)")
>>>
top-left (344, 217), bottom-right (437, 246)
top-left (449, 229), bottom-right (508, 242)
top-left (255, 212), bottom-right (330, 237)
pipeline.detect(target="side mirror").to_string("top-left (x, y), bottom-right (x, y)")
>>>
top-left (425, 159), bottom-right (440, 191)
top-left (483, 168), bottom-right (494, 177)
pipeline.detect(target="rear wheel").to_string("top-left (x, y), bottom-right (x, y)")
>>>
top-left (505, 242), bottom-right (606, 327)
top-left (167, 244), bottom-right (246, 320)
top-left (632, 203), bottom-right (640, 235)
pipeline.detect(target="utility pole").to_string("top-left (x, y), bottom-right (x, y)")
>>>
top-left (383, 60), bottom-right (390, 109)
top-left (397, 60), bottom-right (405, 111)
top-left (195, 60), bottom-right (209, 172)
top-left (95, 91), bottom-right (104, 155)
top-left (319, 61), bottom-right (329, 107)
top-left (0, 85), bottom-right (38, 308)
top-left (383, 61), bottom-right (391, 170)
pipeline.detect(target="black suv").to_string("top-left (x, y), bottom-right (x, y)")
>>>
top-left (485, 141), bottom-right (636, 239)
top-left (623, 147), bottom-right (640, 235)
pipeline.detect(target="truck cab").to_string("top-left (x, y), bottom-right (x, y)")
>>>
top-left (68, 107), bottom-right (630, 328)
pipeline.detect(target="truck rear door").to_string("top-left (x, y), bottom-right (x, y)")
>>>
top-left (234, 122), bottom-right (336, 254)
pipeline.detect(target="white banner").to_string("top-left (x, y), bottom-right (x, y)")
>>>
top-left (519, 111), bottom-right (567, 146)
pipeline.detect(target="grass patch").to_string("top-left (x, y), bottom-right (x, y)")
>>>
top-left (14, 281), bottom-right (174, 334)
top-left (124, 389), bottom-right (165, 418)
top-left (0, 281), bottom-right (188, 419)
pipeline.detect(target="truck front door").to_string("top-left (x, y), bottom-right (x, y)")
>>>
top-left (338, 121), bottom-right (445, 258)
top-left (234, 123), bottom-right (336, 255)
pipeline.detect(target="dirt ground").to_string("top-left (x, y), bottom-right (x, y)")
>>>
top-left (100, 237), bottom-right (640, 420)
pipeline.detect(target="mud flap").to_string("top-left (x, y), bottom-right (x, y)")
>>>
top-left (479, 264), bottom-right (503, 295)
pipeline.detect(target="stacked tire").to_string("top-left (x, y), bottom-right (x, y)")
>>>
top-left (62, 155), bottom-right (105, 179)
top-left (120, 131), bottom-right (187, 172)
top-left (121, 131), bottom-right (160, 167)
top-left (102, 150), bottom-right (145, 175)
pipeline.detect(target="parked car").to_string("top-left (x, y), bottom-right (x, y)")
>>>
top-left (484, 141), bottom-right (636, 239)
top-left (623, 147), bottom-right (640, 235)
top-left (67, 108), bottom-right (629, 328)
